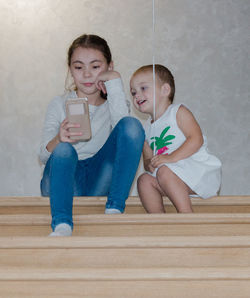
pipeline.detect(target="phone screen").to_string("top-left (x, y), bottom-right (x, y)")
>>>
top-left (68, 103), bottom-right (85, 115)
top-left (66, 98), bottom-right (92, 141)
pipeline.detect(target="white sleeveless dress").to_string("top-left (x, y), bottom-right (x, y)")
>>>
top-left (144, 103), bottom-right (222, 199)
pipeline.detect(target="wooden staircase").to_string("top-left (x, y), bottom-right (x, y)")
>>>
top-left (0, 196), bottom-right (250, 297)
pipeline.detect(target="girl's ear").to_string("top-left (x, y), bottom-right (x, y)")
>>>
top-left (108, 61), bottom-right (114, 71)
top-left (161, 83), bottom-right (171, 97)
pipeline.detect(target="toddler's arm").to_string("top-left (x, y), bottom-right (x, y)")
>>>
top-left (151, 105), bottom-right (203, 168)
top-left (142, 141), bottom-right (155, 173)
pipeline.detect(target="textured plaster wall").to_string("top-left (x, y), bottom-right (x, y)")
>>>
top-left (0, 0), bottom-right (249, 196)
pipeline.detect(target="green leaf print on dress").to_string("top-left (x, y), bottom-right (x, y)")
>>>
top-left (150, 126), bottom-right (175, 155)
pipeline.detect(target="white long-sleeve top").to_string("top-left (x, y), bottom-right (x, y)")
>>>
top-left (39, 78), bottom-right (130, 164)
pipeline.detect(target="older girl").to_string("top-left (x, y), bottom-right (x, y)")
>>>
top-left (39, 34), bottom-right (144, 236)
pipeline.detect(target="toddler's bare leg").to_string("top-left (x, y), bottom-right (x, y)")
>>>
top-left (156, 166), bottom-right (193, 213)
top-left (137, 173), bottom-right (166, 213)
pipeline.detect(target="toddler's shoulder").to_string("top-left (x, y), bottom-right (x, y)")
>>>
top-left (175, 103), bottom-right (193, 117)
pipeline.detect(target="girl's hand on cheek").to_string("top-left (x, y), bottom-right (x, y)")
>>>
top-left (59, 119), bottom-right (81, 143)
top-left (96, 80), bottom-right (107, 94)
top-left (95, 70), bottom-right (121, 94)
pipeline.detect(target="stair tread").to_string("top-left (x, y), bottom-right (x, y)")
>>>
top-left (1, 235), bottom-right (250, 248)
top-left (0, 196), bottom-right (249, 206)
top-left (1, 213), bottom-right (250, 225)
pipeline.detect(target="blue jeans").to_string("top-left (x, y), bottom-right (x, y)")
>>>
top-left (41, 117), bottom-right (145, 230)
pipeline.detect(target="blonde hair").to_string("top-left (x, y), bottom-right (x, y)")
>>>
top-left (132, 64), bottom-right (175, 103)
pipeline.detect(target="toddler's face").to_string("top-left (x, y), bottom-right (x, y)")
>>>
top-left (130, 71), bottom-right (161, 116)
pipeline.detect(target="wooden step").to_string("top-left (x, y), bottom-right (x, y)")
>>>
top-left (1, 266), bottom-right (250, 281)
top-left (0, 268), bottom-right (249, 298)
top-left (0, 196), bottom-right (250, 214)
top-left (1, 236), bottom-right (250, 268)
top-left (1, 213), bottom-right (250, 236)
top-left (1, 197), bottom-right (249, 297)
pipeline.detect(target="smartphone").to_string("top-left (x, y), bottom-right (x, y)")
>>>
top-left (65, 98), bottom-right (92, 141)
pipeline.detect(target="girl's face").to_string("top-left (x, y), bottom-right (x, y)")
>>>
top-left (130, 71), bottom-right (162, 116)
top-left (70, 47), bottom-right (111, 98)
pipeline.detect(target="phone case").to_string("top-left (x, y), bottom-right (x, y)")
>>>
top-left (66, 98), bottom-right (92, 141)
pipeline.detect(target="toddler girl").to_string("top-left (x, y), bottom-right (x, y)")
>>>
top-left (130, 64), bottom-right (221, 213)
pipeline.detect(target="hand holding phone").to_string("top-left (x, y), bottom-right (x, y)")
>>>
top-left (65, 98), bottom-right (92, 141)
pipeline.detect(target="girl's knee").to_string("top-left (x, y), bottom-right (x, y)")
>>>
top-left (117, 116), bottom-right (145, 143)
top-left (52, 142), bottom-right (77, 160)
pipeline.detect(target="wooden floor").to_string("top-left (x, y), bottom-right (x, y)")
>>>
top-left (0, 195), bottom-right (250, 297)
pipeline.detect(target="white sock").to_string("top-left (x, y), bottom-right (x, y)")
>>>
top-left (105, 208), bottom-right (122, 214)
top-left (49, 223), bottom-right (72, 237)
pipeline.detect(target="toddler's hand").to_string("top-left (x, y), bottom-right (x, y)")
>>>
top-left (95, 70), bottom-right (121, 94)
top-left (148, 164), bottom-right (155, 173)
top-left (144, 158), bottom-right (155, 173)
top-left (151, 154), bottom-right (170, 168)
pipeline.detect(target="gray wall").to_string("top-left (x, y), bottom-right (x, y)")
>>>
top-left (0, 0), bottom-right (249, 196)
